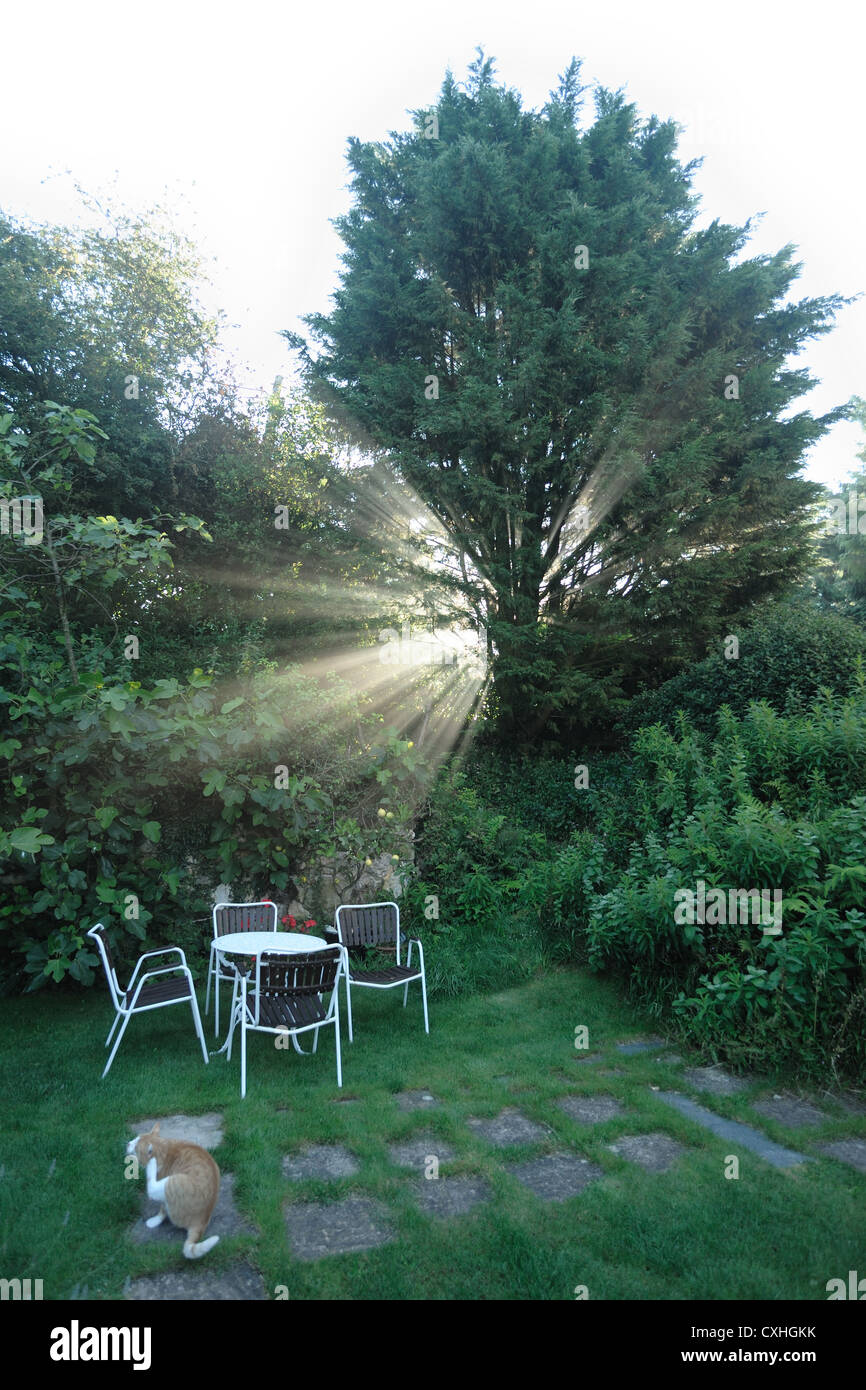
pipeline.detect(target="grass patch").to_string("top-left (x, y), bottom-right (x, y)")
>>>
top-left (0, 968), bottom-right (863, 1300)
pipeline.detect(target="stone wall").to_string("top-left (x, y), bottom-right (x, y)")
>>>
top-left (209, 835), bottom-right (414, 929)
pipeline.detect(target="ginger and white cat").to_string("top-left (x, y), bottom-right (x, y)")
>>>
top-left (127, 1124), bottom-right (220, 1259)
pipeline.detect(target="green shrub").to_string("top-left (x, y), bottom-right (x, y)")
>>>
top-left (619, 604), bottom-right (866, 738)
top-left (0, 654), bottom-right (421, 992)
top-left (582, 682), bottom-right (866, 1078)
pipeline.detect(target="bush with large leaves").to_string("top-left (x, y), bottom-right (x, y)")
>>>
top-left (0, 404), bottom-right (421, 990)
top-left (0, 659), bottom-right (422, 991)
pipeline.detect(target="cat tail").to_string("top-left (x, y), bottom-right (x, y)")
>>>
top-left (184, 1235), bottom-right (219, 1260)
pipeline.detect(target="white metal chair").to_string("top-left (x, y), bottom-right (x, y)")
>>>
top-left (87, 924), bottom-right (209, 1078)
top-left (206, 900), bottom-right (278, 1037)
top-left (334, 901), bottom-right (429, 1042)
top-left (228, 946), bottom-right (345, 1097)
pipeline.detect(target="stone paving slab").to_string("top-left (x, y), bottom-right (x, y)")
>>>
top-left (656, 1053), bottom-right (684, 1065)
top-left (817, 1139), bottom-right (866, 1173)
top-left (616, 1037), bottom-right (666, 1055)
top-left (395, 1090), bottom-right (438, 1112)
top-left (414, 1175), bottom-right (492, 1218)
top-left (130, 1172), bottom-right (254, 1245)
top-left (507, 1153), bottom-right (605, 1200)
top-left (129, 1113), bottom-right (224, 1149)
top-left (608, 1133), bottom-right (685, 1173)
top-left (284, 1197), bottom-right (394, 1261)
top-left (656, 1091), bottom-right (811, 1169)
top-left (826, 1093), bottom-right (866, 1117)
top-left (282, 1145), bottom-right (360, 1181)
top-left (556, 1095), bottom-right (625, 1125)
top-left (467, 1109), bottom-right (548, 1147)
top-left (752, 1096), bottom-right (828, 1128)
top-left (125, 1263), bottom-right (266, 1300)
top-left (683, 1067), bottom-right (748, 1096)
top-left (388, 1134), bottom-right (456, 1170)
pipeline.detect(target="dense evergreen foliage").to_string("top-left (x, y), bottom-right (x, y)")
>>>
top-left (292, 52), bottom-right (850, 741)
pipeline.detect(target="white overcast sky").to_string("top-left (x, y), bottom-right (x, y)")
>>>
top-left (3, 0), bottom-right (864, 485)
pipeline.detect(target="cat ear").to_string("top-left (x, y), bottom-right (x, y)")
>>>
top-left (146, 1144), bottom-right (153, 1156)
top-left (152, 1123), bottom-right (160, 1135)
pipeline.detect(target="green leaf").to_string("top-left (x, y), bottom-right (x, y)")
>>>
top-left (8, 827), bottom-right (55, 853)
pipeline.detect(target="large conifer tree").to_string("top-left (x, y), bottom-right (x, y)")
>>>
top-left (289, 52), bottom-right (850, 741)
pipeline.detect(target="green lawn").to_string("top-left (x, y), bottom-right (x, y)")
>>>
top-left (1, 966), bottom-right (863, 1301)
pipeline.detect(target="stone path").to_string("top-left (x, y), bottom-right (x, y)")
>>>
top-left (682, 1066), bottom-right (748, 1096)
top-left (121, 1041), bottom-right (865, 1297)
top-left (615, 1036), bottom-right (666, 1055)
top-left (608, 1132), bottom-right (686, 1173)
top-left (506, 1153), bottom-right (604, 1200)
top-left (285, 1197), bottom-right (394, 1261)
top-left (125, 1264), bottom-right (266, 1300)
top-left (388, 1134), bottom-right (456, 1169)
top-left (655, 1092), bottom-right (810, 1169)
top-left (129, 1112), bottom-right (224, 1148)
top-left (752, 1096), bottom-right (827, 1127)
top-left (557, 1095), bottom-right (625, 1124)
top-left (818, 1139), bottom-right (866, 1172)
top-left (415, 1175), bottom-right (492, 1217)
top-left (395, 1089), bottom-right (438, 1111)
top-left (466, 1108), bottom-right (549, 1147)
top-left (283, 1145), bottom-right (359, 1180)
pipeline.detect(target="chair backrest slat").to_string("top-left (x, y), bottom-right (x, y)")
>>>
top-left (253, 948), bottom-right (342, 1028)
top-left (213, 901), bottom-right (277, 937)
top-left (259, 948), bottom-right (341, 997)
top-left (335, 902), bottom-right (398, 950)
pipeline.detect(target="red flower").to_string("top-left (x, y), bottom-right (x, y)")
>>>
top-left (304, 919), bottom-right (316, 931)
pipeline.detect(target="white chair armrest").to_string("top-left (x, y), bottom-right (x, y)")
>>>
top-left (405, 938), bottom-right (425, 969)
top-left (126, 947), bottom-right (188, 990)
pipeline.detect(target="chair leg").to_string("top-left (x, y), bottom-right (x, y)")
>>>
top-left (226, 990), bottom-right (240, 1060)
top-left (240, 1010), bottom-right (247, 1098)
top-left (102, 1010), bottom-right (133, 1078)
top-left (420, 968), bottom-right (429, 1034)
top-left (189, 988), bottom-right (209, 1065)
top-left (105, 1011), bottom-right (122, 1048)
top-left (334, 998), bottom-right (342, 1088)
top-left (345, 975), bottom-right (354, 1043)
top-left (205, 946), bottom-right (215, 1016)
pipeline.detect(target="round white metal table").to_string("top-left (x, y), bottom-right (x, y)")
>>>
top-left (213, 931), bottom-right (329, 1055)
top-left (217, 930), bottom-right (328, 957)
